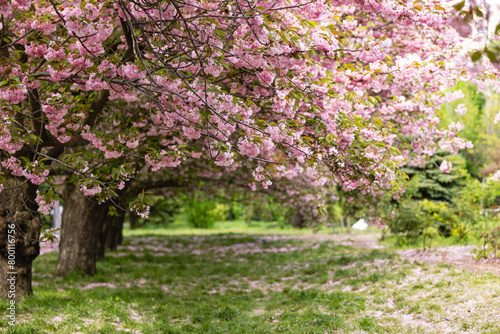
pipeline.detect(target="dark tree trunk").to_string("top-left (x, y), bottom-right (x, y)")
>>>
top-left (96, 218), bottom-right (106, 260)
top-left (129, 213), bottom-right (138, 229)
top-left (54, 186), bottom-right (109, 277)
top-left (228, 206), bottom-right (234, 221)
top-left (105, 210), bottom-right (125, 252)
top-left (0, 177), bottom-right (40, 300)
top-left (97, 208), bottom-right (125, 259)
top-left (290, 210), bottom-right (305, 229)
top-left (115, 215), bottom-right (123, 246)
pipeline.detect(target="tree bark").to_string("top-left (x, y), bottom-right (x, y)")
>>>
top-left (290, 210), bottom-right (305, 229)
top-left (54, 186), bottom-right (109, 277)
top-left (228, 206), bottom-right (235, 221)
top-left (96, 219), bottom-right (107, 260)
top-left (97, 208), bottom-right (125, 259)
top-left (129, 213), bottom-right (138, 229)
top-left (105, 210), bottom-right (125, 252)
top-left (0, 177), bottom-right (40, 300)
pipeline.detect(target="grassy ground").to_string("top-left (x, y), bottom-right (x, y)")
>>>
top-left (2, 222), bottom-right (500, 333)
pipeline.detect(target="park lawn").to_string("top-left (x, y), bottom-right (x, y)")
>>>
top-left (1, 224), bottom-right (500, 333)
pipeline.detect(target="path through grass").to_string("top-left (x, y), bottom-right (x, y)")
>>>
top-left (2, 228), bottom-right (500, 333)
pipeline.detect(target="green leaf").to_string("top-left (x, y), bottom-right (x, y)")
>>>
top-left (453, 1), bottom-right (465, 11)
top-left (474, 7), bottom-right (483, 18)
top-left (496, 23), bottom-right (500, 35)
top-left (471, 51), bottom-right (482, 62)
top-left (144, 195), bottom-right (156, 206)
top-left (29, 133), bottom-right (42, 143)
top-left (486, 50), bottom-right (497, 63)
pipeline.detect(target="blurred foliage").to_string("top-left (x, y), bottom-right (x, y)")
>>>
top-left (474, 226), bottom-right (500, 259)
top-left (40, 213), bottom-right (53, 230)
top-left (370, 83), bottom-right (500, 250)
top-left (125, 191), bottom-right (297, 230)
top-left (440, 81), bottom-right (486, 177)
top-left (440, 81), bottom-right (486, 144)
top-left (440, 81), bottom-right (500, 178)
top-left (388, 200), bottom-right (459, 249)
top-left (380, 149), bottom-right (500, 249)
top-left (245, 195), bottom-right (290, 225)
top-left (326, 202), bottom-right (343, 226)
top-left (245, 197), bottom-right (274, 223)
top-left (211, 203), bottom-right (230, 221)
top-left (183, 193), bottom-right (219, 229)
top-left (130, 195), bottom-right (181, 228)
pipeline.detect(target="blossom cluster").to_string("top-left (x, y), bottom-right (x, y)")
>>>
top-left (0, 0), bottom-right (483, 220)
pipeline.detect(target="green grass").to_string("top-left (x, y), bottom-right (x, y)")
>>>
top-left (379, 232), bottom-right (482, 250)
top-left (2, 224), bottom-right (500, 333)
top-left (124, 219), bottom-right (382, 237)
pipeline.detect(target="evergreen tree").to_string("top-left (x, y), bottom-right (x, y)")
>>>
top-left (402, 151), bottom-right (467, 203)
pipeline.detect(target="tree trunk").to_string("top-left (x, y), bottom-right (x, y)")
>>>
top-left (346, 217), bottom-right (351, 234)
top-left (290, 210), bottom-right (305, 229)
top-left (116, 216), bottom-right (123, 246)
top-left (0, 177), bottom-right (40, 300)
top-left (129, 213), bottom-right (138, 229)
top-left (105, 210), bottom-right (125, 252)
top-left (97, 208), bottom-right (125, 258)
top-left (96, 219), bottom-right (107, 260)
top-left (228, 206), bottom-right (234, 221)
top-left (54, 186), bottom-right (108, 277)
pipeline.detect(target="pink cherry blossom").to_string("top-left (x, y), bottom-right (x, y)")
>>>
top-left (439, 160), bottom-right (452, 174)
top-left (455, 104), bottom-right (467, 116)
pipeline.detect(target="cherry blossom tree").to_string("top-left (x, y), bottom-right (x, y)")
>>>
top-left (0, 0), bottom-right (473, 298)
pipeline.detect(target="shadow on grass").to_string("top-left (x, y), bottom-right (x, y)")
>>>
top-left (1, 232), bottom-right (406, 333)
